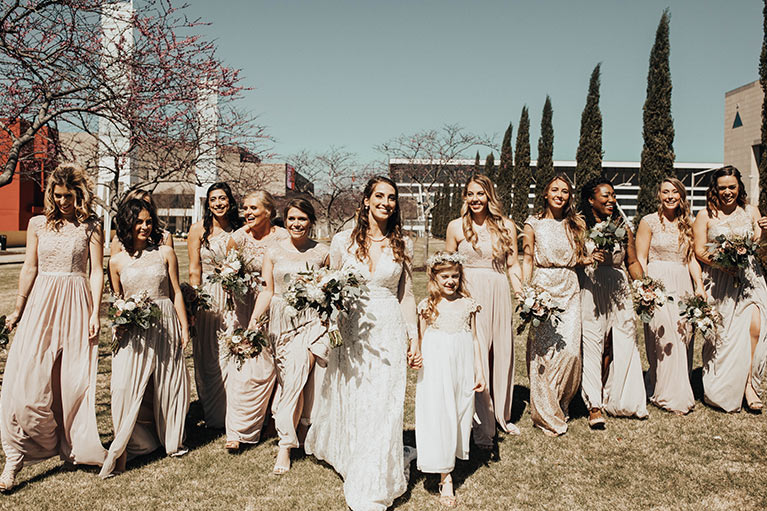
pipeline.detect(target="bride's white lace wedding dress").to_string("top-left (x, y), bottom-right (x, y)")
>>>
top-left (305, 230), bottom-right (417, 511)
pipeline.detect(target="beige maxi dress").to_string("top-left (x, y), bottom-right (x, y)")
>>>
top-left (0, 217), bottom-right (106, 471)
top-left (192, 230), bottom-right (232, 429)
top-left (642, 213), bottom-right (695, 414)
top-left (224, 226), bottom-right (286, 444)
top-left (100, 247), bottom-right (191, 477)
top-left (524, 216), bottom-right (582, 436)
top-left (267, 242), bottom-right (329, 449)
top-left (580, 240), bottom-right (648, 418)
top-left (457, 223), bottom-right (515, 445)
top-left (702, 207), bottom-right (767, 412)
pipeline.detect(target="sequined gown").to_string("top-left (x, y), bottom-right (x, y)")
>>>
top-left (305, 230), bottom-right (417, 511)
top-left (224, 226), bottom-right (286, 443)
top-left (457, 223), bottom-right (515, 444)
top-left (268, 241), bottom-right (329, 449)
top-left (193, 230), bottom-right (232, 429)
top-left (702, 207), bottom-right (767, 412)
top-left (100, 247), bottom-right (190, 478)
top-left (579, 237), bottom-right (648, 418)
top-left (642, 213), bottom-right (695, 413)
top-left (415, 297), bottom-right (480, 474)
top-left (0, 217), bottom-right (106, 471)
top-left (524, 216), bottom-right (581, 436)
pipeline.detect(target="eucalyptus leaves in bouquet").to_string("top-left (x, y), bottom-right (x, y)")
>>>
top-left (587, 219), bottom-right (627, 267)
top-left (678, 294), bottom-right (722, 344)
top-left (515, 285), bottom-right (565, 335)
top-left (107, 291), bottom-right (162, 352)
top-left (218, 316), bottom-right (269, 370)
top-left (0, 316), bottom-right (10, 349)
top-left (705, 233), bottom-right (757, 287)
top-left (179, 283), bottom-right (213, 338)
top-left (207, 248), bottom-right (262, 309)
top-left (631, 277), bottom-right (672, 323)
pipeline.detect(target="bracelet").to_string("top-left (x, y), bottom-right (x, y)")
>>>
top-left (17, 293), bottom-right (28, 299)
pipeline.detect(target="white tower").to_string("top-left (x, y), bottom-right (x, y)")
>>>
top-left (192, 84), bottom-right (219, 224)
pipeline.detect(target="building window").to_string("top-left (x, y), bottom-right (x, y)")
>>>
top-left (733, 111), bottom-right (743, 129)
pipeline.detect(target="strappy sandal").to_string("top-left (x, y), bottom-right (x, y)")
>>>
top-left (225, 440), bottom-right (240, 452)
top-left (438, 481), bottom-right (457, 508)
top-left (0, 464), bottom-right (20, 493)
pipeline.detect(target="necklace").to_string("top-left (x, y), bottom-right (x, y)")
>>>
top-left (367, 233), bottom-right (387, 242)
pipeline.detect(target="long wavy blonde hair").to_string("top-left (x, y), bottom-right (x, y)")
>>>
top-left (657, 177), bottom-right (694, 263)
top-left (461, 174), bottom-right (515, 270)
top-left (420, 257), bottom-right (470, 326)
top-left (536, 173), bottom-right (586, 260)
top-left (43, 163), bottom-right (95, 229)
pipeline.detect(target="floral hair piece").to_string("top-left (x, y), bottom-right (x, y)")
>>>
top-left (426, 251), bottom-right (466, 268)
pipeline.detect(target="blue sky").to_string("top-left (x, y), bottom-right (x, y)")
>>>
top-left (184, 1), bottom-right (762, 164)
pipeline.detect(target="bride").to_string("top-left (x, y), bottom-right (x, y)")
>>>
top-left (305, 176), bottom-right (419, 511)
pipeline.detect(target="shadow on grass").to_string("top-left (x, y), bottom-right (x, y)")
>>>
top-left (691, 366), bottom-right (704, 402)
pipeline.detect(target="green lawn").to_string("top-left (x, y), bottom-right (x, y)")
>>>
top-left (0, 239), bottom-right (765, 510)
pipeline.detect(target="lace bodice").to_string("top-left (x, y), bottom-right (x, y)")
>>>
top-left (329, 230), bottom-right (412, 295)
top-left (457, 224), bottom-right (497, 270)
top-left (644, 213), bottom-right (688, 264)
top-left (120, 247), bottom-right (170, 300)
top-left (708, 207), bottom-right (755, 241)
top-left (200, 230), bottom-right (232, 274)
top-left (33, 216), bottom-right (97, 275)
top-left (230, 226), bottom-right (289, 273)
top-left (270, 241), bottom-right (329, 295)
top-left (418, 297), bottom-right (480, 335)
top-left (525, 216), bottom-right (578, 268)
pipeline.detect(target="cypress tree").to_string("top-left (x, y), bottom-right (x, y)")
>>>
top-left (759, 0), bottom-right (767, 214)
top-left (474, 151), bottom-right (481, 172)
top-left (637, 9), bottom-right (675, 221)
top-left (449, 181), bottom-right (463, 221)
top-left (484, 152), bottom-right (495, 180)
top-left (497, 123), bottom-right (514, 215)
top-left (430, 178), bottom-right (450, 238)
top-left (575, 64), bottom-right (603, 197)
top-left (511, 106), bottom-right (532, 228)
top-left (535, 95), bottom-right (555, 211)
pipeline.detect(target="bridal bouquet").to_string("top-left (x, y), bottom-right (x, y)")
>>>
top-left (218, 318), bottom-right (269, 370)
top-left (283, 267), bottom-right (368, 347)
top-left (706, 234), bottom-right (757, 286)
top-left (515, 285), bottom-right (565, 335)
top-left (631, 277), bottom-right (672, 323)
top-left (180, 283), bottom-right (213, 337)
top-left (678, 294), bottom-right (722, 343)
top-left (207, 248), bottom-right (262, 309)
top-left (587, 219), bottom-right (627, 267)
top-left (107, 291), bottom-right (162, 352)
top-left (0, 316), bottom-right (10, 349)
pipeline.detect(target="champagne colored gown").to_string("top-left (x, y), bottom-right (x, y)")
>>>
top-left (642, 213), bottom-right (695, 414)
top-left (100, 247), bottom-right (190, 477)
top-left (524, 216), bottom-right (581, 436)
top-left (1, 216), bottom-right (106, 471)
top-left (192, 230), bottom-right (232, 429)
top-left (579, 238), bottom-right (648, 418)
top-left (457, 223), bottom-right (515, 444)
top-left (702, 207), bottom-right (767, 412)
top-left (305, 230), bottom-right (417, 511)
top-left (267, 241), bottom-right (329, 449)
top-left (224, 226), bottom-right (286, 444)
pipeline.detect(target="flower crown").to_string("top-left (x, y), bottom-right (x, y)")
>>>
top-left (426, 251), bottom-right (466, 268)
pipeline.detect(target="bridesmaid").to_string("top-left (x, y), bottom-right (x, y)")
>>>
top-left (187, 182), bottom-right (242, 429)
top-left (110, 189), bottom-right (174, 256)
top-left (445, 174), bottom-right (523, 446)
top-left (636, 177), bottom-right (705, 414)
top-left (222, 190), bottom-right (286, 450)
top-left (692, 166), bottom-right (767, 412)
top-left (0, 164), bottom-right (106, 490)
top-left (249, 198), bottom-right (329, 474)
top-left (100, 198), bottom-right (191, 477)
top-left (522, 174), bottom-right (585, 436)
top-left (578, 177), bottom-right (647, 428)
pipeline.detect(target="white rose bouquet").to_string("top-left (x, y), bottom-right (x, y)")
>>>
top-left (107, 290), bottom-right (162, 352)
top-left (515, 285), bottom-right (565, 335)
top-left (207, 248), bottom-right (262, 309)
top-left (705, 233), bottom-right (757, 287)
top-left (283, 266), bottom-right (368, 347)
top-left (218, 316), bottom-right (269, 370)
top-left (631, 276), bottom-right (673, 323)
top-left (678, 294), bottom-right (722, 343)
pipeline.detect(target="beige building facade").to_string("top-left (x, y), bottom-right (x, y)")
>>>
top-left (724, 80), bottom-right (764, 199)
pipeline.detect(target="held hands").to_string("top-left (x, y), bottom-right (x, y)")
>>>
top-left (407, 340), bottom-right (422, 369)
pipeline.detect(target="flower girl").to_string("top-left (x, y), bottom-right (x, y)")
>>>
top-left (410, 251), bottom-right (485, 508)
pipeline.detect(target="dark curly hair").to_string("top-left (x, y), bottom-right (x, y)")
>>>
top-left (350, 176), bottom-right (409, 265)
top-left (202, 182), bottom-right (242, 247)
top-left (116, 198), bottom-right (163, 255)
top-left (706, 165), bottom-right (748, 217)
top-left (579, 176), bottom-right (620, 229)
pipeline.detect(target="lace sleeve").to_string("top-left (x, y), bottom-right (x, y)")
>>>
top-left (329, 230), bottom-right (350, 270)
top-left (398, 237), bottom-right (418, 339)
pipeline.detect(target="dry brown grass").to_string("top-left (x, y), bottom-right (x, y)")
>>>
top-left (0, 239), bottom-right (766, 510)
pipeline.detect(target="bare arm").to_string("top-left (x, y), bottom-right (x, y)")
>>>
top-left (471, 313), bottom-right (486, 392)
top-left (624, 229), bottom-right (644, 281)
top-left (164, 231), bottom-right (175, 248)
top-left (164, 246), bottom-right (190, 349)
top-left (408, 312), bottom-right (425, 369)
top-left (444, 219), bottom-right (461, 252)
top-left (688, 256), bottom-right (706, 298)
top-left (187, 222), bottom-right (203, 286)
top-left (522, 224), bottom-right (535, 284)
top-left (398, 260), bottom-right (419, 353)
top-left (87, 224), bottom-right (104, 344)
top-left (249, 252), bottom-right (274, 329)
top-left (634, 218), bottom-right (651, 274)
top-left (5, 219), bottom-right (40, 330)
top-left (110, 233), bottom-right (122, 257)
top-left (693, 209), bottom-right (712, 266)
top-left (505, 218), bottom-right (523, 295)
